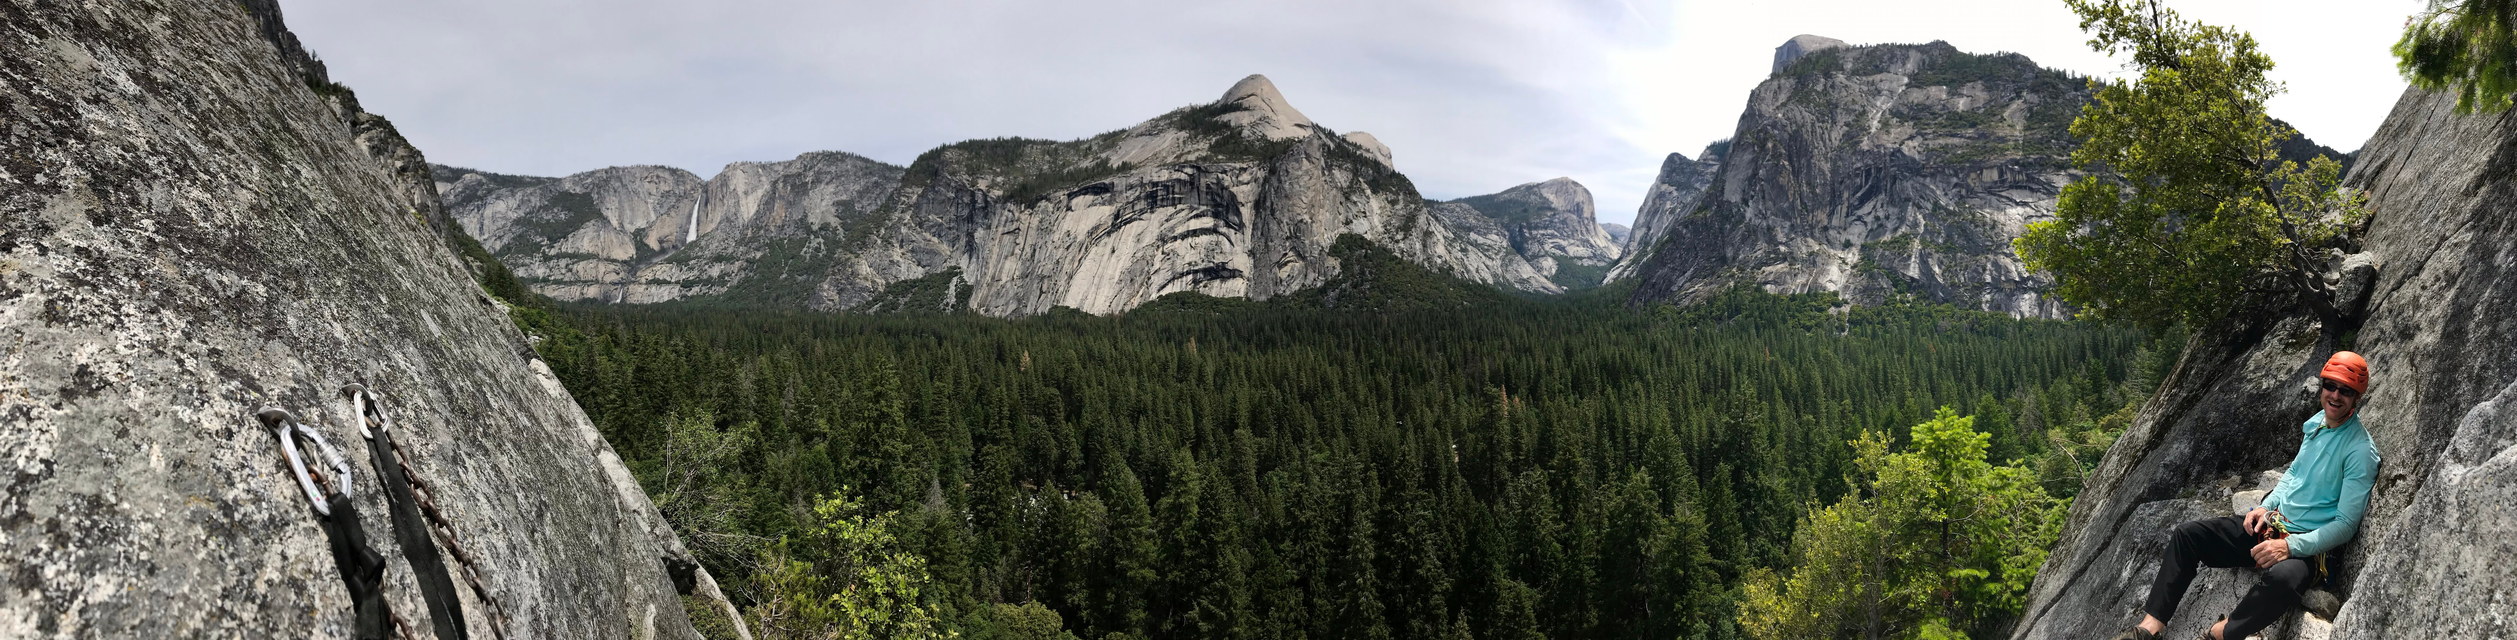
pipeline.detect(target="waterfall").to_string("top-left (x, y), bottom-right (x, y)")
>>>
top-left (685, 194), bottom-right (701, 244)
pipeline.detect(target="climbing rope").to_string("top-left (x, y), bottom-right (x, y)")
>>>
top-left (345, 385), bottom-right (512, 640)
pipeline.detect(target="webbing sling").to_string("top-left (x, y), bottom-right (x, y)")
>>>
top-left (258, 407), bottom-right (400, 640)
top-left (346, 385), bottom-right (470, 640)
top-left (344, 386), bottom-right (512, 640)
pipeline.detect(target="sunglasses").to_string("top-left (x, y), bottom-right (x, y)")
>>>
top-left (2320, 380), bottom-right (2360, 398)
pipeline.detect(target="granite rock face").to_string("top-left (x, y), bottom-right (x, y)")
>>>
top-left (2011, 88), bottom-right (2517, 639)
top-left (436, 150), bottom-right (903, 304)
top-left (857, 100), bottom-right (1564, 315)
top-left (1606, 146), bottom-right (1723, 282)
top-left (2007, 310), bottom-right (2334, 640)
top-left (438, 164), bottom-right (706, 302)
top-left (2305, 86), bottom-right (2517, 639)
top-left (1618, 40), bottom-right (2087, 318)
top-left (0, 2), bottom-right (716, 638)
top-left (442, 74), bottom-right (1564, 314)
top-left (1447, 177), bottom-right (1625, 289)
top-left (1773, 34), bottom-right (1850, 74)
top-left (1600, 222), bottom-right (1630, 245)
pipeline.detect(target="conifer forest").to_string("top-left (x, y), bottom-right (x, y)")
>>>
top-left (519, 287), bottom-right (2163, 640)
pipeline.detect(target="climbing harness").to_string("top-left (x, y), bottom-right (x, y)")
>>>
top-left (2261, 510), bottom-right (2330, 583)
top-left (259, 407), bottom-right (410, 640)
top-left (343, 385), bottom-right (511, 640)
top-left (345, 384), bottom-right (474, 640)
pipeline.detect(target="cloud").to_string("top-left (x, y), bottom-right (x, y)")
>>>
top-left (282, 0), bottom-right (2415, 226)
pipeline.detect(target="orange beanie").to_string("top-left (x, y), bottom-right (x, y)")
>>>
top-left (2320, 351), bottom-right (2369, 394)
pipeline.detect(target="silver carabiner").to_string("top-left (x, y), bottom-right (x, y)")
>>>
top-left (255, 407), bottom-right (355, 515)
top-left (342, 383), bottom-right (378, 439)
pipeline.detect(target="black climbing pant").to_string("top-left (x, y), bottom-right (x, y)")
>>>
top-left (318, 493), bottom-right (393, 640)
top-left (368, 428), bottom-right (470, 640)
top-left (2143, 515), bottom-right (2321, 639)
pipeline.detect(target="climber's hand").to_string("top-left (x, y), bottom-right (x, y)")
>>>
top-left (2251, 537), bottom-right (2290, 569)
top-left (2243, 507), bottom-right (2270, 537)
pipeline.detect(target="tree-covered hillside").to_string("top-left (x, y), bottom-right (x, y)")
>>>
top-left (520, 288), bottom-right (2157, 639)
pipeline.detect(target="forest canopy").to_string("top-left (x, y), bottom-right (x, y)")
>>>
top-left (521, 286), bottom-right (2157, 640)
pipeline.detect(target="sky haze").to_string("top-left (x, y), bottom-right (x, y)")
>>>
top-left (281, 0), bottom-right (2419, 225)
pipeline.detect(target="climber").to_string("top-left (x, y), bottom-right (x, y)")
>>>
top-left (2111, 351), bottom-right (2380, 640)
top-left (259, 407), bottom-right (395, 640)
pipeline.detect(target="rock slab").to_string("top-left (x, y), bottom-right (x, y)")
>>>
top-left (2012, 87), bottom-right (2517, 639)
top-left (0, 2), bottom-right (711, 638)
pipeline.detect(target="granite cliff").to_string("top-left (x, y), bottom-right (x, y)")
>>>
top-left (435, 150), bottom-right (902, 304)
top-left (1615, 39), bottom-right (2090, 318)
top-left (441, 76), bottom-right (1597, 315)
top-left (1442, 177), bottom-right (1625, 289)
top-left (2010, 87), bottom-right (2517, 639)
top-left (1, 2), bottom-right (726, 637)
top-left (1605, 145), bottom-right (1723, 283)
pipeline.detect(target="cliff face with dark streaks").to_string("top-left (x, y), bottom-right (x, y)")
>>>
top-left (1617, 40), bottom-right (2087, 318)
top-left (441, 75), bottom-right (1576, 315)
top-left (0, 2), bottom-right (724, 637)
top-left (2012, 87), bottom-right (2517, 640)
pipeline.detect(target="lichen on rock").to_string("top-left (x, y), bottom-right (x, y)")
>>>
top-left (0, 2), bottom-right (723, 638)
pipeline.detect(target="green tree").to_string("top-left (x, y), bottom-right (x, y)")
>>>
top-left (1739, 408), bottom-right (2062, 640)
top-left (2397, 0), bottom-right (2517, 113)
top-left (638, 410), bottom-right (764, 568)
top-left (1489, 577), bottom-right (1547, 640)
top-left (966, 602), bottom-right (1082, 640)
top-left (2017, 0), bottom-right (2369, 330)
top-left (535, 287), bottom-right (2139, 640)
top-left (1095, 462), bottom-right (1159, 637)
top-left (750, 492), bottom-right (954, 640)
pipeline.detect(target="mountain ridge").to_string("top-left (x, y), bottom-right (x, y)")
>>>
top-left (1614, 39), bottom-right (2090, 319)
top-left (440, 78), bottom-right (1626, 314)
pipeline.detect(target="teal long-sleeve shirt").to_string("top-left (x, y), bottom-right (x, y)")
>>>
top-left (2262, 411), bottom-right (2380, 557)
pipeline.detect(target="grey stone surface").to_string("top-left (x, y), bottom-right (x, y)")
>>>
top-left (2013, 87), bottom-right (2517, 639)
top-left (1621, 40), bottom-right (2085, 318)
top-left (2009, 308), bottom-right (2330, 639)
top-left (1339, 131), bottom-right (1394, 169)
top-left (1447, 177), bottom-right (1625, 283)
top-left (2318, 86), bottom-right (2517, 639)
top-left (1606, 147), bottom-right (1722, 282)
top-left (439, 75), bottom-right (1566, 315)
top-left (1773, 34), bottom-right (1850, 74)
top-left (0, 1), bottom-right (715, 637)
top-left (1600, 222), bottom-right (1631, 245)
top-left (437, 151), bottom-right (903, 305)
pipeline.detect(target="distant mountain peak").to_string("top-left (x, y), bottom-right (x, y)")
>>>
top-left (1505, 178), bottom-right (1594, 219)
top-left (1773, 34), bottom-right (1849, 74)
top-left (1217, 74), bottom-right (1315, 140)
top-left (1627, 39), bottom-right (2086, 318)
top-left (1340, 131), bottom-right (1393, 167)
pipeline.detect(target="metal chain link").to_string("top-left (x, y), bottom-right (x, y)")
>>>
top-left (347, 387), bottom-right (515, 640)
top-left (384, 418), bottom-right (514, 640)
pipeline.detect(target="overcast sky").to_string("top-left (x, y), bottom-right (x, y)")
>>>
top-left (280, 0), bottom-right (2420, 226)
